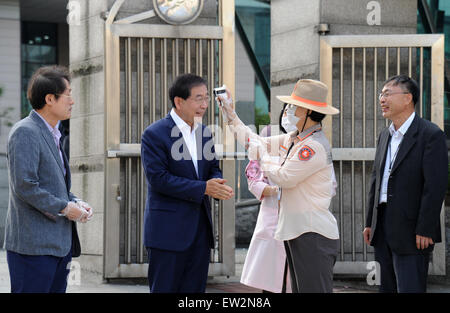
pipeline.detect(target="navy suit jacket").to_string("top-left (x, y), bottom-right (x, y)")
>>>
top-left (366, 115), bottom-right (448, 255)
top-left (141, 114), bottom-right (222, 252)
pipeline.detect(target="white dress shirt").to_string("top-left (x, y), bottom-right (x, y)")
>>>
top-left (170, 109), bottom-right (199, 176)
top-left (379, 112), bottom-right (415, 204)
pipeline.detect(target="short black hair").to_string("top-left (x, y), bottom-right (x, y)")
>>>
top-left (27, 65), bottom-right (71, 110)
top-left (169, 73), bottom-right (207, 108)
top-left (383, 75), bottom-right (419, 106)
top-left (279, 103), bottom-right (288, 134)
top-left (308, 110), bottom-right (326, 123)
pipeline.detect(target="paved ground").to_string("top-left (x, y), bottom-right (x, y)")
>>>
top-left (0, 249), bottom-right (448, 293)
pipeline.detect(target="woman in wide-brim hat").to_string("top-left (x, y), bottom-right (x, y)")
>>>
top-left (217, 79), bottom-right (340, 293)
top-left (277, 79), bottom-right (339, 115)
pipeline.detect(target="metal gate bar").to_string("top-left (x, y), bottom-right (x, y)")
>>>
top-left (124, 37), bottom-right (132, 264)
top-left (137, 37), bottom-right (145, 264)
top-left (362, 47), bottom-right (367, 261)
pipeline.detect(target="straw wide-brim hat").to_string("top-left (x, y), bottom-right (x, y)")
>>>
top-left (276, 79), bottom-right (339, 115)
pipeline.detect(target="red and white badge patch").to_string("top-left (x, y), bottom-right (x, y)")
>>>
top-left (298, 145), bottom-right (315, 161)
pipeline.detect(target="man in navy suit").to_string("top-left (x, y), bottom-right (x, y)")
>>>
top-left (141, 74), bottom-right (234, 293)
top-left (363, 75), bottom-right (448, 292)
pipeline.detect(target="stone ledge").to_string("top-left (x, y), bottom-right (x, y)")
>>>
top-left (71, 63), bottom-right (103, 78)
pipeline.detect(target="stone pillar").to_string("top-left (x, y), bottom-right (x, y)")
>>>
top-left (321, 0), bottom-right (417, 35)
top-left (270, 0), bottom-right (321, 121)
top-left (69, 0), bottom-right (109, 277)
top-left (0, 0), bottom-right (21, 245)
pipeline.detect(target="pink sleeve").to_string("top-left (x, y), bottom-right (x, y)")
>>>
top-left (245, 161), bottom-right (268, 201)
top-left (248, 180), bottom-right (268, 201)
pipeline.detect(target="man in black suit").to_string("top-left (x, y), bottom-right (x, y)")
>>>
top-left (363, 75), bottom-right (448, 293)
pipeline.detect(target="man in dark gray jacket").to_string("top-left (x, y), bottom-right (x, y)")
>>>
top-left (363, 75), bottom-right (448, 293)
top-left (3, 66), bottom-right (92, 293)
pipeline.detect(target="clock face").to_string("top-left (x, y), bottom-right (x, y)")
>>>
top-left (153, 0), bottom-right (204, 25)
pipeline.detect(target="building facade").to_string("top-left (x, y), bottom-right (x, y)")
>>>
top-left (0, 0), bottom-right (449, 281)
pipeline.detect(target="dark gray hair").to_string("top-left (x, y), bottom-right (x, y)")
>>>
top-left (384, 75), bottom-right (419, 106)
top-left (27, 65), bottom-right (71, 110)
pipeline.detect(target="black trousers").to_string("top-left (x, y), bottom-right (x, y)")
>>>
top-left (284, 232), bottom-right (338, 293)
top-left (373, 204), bottom-right (430, 293)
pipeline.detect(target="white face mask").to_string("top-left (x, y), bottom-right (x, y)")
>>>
top-left (281, 105), bottom-right (300, 133)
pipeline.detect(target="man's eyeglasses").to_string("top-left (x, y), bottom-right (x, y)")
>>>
top-left (190, 96), bottom-right (210, 104)
top-left (56, 93), bottom-right (73, 99)
top-left (378, 92), bottom-right (409, 100)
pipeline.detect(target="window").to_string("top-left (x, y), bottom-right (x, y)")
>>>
top-left (21, 21), bottom-right (58, 117)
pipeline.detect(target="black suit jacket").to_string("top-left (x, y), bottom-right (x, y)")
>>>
top-left (366, 114), bottom-right (448, 255)
top-left (61, 144), bottom-right (81, 258)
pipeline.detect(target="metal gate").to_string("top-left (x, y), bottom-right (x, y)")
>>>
top-left (103, 0), bottom-right (236, 278)
top-left (320, 34), bottom-right (446, 275)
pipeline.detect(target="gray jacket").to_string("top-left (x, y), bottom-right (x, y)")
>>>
top-left (3, 110), bottom-right (80, 257)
